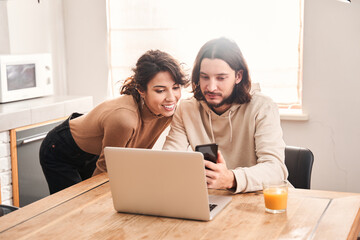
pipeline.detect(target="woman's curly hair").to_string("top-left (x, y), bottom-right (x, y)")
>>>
top-left (121, 50), bottom-right (189, 103)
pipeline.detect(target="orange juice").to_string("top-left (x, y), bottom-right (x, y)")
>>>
top-left (263, 187), bottom-right (288, 212)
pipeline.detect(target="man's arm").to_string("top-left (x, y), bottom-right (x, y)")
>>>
top-left (231, 100), bottom-right (287, 193)
top-left (162, 102), bottom-right (190, 151)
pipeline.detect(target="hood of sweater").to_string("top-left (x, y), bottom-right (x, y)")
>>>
top-left (198, 82), bottom-right (261, 143)
top-left (199, 101), bottom-right (241, 143)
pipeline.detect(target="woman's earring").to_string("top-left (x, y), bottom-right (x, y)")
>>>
top-left (140, 96), bottom-right (145, 107)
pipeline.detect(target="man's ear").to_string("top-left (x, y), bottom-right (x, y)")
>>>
top-left (235, 70), bottom-right (243, 84)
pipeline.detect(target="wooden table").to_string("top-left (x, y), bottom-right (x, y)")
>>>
top-left (1, 173), bottom-right (359, 239)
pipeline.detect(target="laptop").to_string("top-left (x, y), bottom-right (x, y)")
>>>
top-left (104, 147), bottom-right (232, 221)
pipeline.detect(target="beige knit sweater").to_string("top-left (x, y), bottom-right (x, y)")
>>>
top-left (163, 91), bottom-right (288, 193)
top-left (69, 94), bottom-right (172, 175)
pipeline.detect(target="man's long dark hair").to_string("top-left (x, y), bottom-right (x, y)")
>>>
top-left (192, 37), bottom-right (252, 104)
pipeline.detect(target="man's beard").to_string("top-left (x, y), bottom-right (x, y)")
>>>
top-left (203, 88), bottom-right (236, 109)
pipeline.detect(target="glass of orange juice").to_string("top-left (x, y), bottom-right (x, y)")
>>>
top-left (263, 181), bottom-right (288, 213)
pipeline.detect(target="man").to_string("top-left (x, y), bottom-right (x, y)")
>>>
top-left (163, 37), bottom-right (288, 193)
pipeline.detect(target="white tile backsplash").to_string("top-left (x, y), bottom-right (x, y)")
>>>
top-left (0, 171), bottom-right (12, 186)
top-left (0, 131), bottom-right (11, 204)
top-left (0, 131), bottom-right (10, 142)
top-left (0, 143), bottom-right (10, 158)
top-left (0, 156), bottom-right (11, 172)
top-left (1, 184), bottom-right (12, 202)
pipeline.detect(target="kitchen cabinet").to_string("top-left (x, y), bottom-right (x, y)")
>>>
top-left (0, 95), bottom-right (93, 206)
top-left (10, 118), bottom-right (66, 207)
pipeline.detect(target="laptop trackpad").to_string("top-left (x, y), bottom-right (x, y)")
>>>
top-left (208, 195), bottom-right (232, 220)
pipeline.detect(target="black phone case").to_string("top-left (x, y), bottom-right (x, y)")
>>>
top-left (195, 143), bottom-right (218, 163)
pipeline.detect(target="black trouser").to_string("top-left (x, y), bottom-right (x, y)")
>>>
top-left (39, 113), bottom-right (99, 194)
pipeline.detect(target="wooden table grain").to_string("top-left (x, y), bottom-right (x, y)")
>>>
top-left (0, 173), bottom-right (359, 240)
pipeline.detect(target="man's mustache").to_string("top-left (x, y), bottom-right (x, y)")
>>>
top-left (203, 91), bottom-right (222, 96)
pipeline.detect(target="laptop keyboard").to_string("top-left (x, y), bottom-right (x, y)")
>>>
top-left (209, 204), bottom-right (217, 212)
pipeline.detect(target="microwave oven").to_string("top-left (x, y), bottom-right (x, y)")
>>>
top-left (0, 53), bottom-right (54, 103)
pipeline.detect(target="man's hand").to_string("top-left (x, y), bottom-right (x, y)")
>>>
top-left (204, 151), bottom-right (236, 189)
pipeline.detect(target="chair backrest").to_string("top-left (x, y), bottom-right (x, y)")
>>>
top-left (284, 146), bottom-right (314, 189)
top-left (0, 182), bottom-right (19, 217)
top-left (0, 204), bottom-right (19, 217)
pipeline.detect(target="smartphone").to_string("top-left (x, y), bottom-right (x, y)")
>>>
top-left (195, 143), bottom-right (218, 166)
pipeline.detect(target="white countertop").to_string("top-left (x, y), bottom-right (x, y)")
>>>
top-left (0, 95), bottom-right (93, 132)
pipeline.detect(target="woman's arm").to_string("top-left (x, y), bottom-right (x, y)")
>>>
top-left (93, 109), bottom-right (138, 175)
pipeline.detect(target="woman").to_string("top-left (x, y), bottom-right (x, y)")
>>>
top-left (40, 50), bottom-right (188, 194)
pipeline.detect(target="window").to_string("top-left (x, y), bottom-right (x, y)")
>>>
top-left (107, 0), bottom-right (303, 109)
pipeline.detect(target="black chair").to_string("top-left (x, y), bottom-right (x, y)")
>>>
top-left (0, 204), bottom-right (19, 217)
top-left (284, 146), bottom-right (314, 189)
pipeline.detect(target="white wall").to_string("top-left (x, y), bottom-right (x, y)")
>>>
top-left (0, 2), bottom-right (10, 53)
top-left (62, 0), bottom-right (109, 105)
top-left (282, 0), bottom-right (360, 192)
